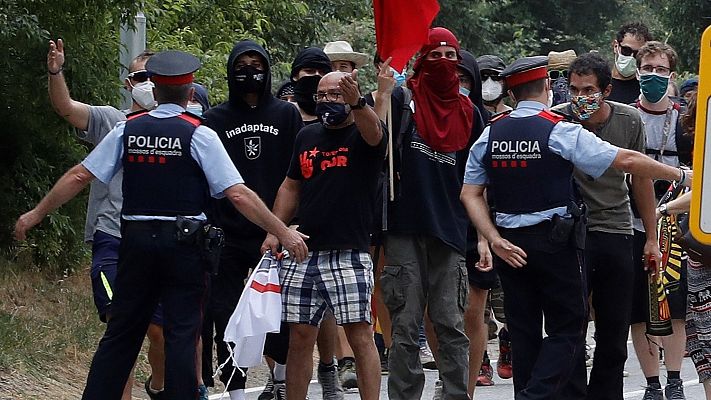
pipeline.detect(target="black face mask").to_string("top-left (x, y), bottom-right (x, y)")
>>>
top-left (293, 75), bottom-right (321, 115)
top-left (315, 102), bottom-right (350, 127)
top-left (233, 65), bottom-right (266, 94)
top-left (552, 76), bottom-right (570, 107)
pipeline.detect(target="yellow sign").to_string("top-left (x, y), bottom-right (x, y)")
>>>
top-left (690, 26), bottom-right (711, 244)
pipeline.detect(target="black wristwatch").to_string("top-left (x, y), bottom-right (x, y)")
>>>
top-left (350, 96), bottom-right (367, 110)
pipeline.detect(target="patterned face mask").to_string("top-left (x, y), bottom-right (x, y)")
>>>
top-left (570, 92), bottom-right (603, 121)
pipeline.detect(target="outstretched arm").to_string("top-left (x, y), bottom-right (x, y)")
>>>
top-left (15, 163), bottom-right (95, 240)
top-left (224, 182), bottom-right (308, 262)
top-left (47, 39), bottom-right (91, 131)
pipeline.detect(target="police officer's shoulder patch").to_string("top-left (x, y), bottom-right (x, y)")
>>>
top-left (539, 109), bottom-right (568, 124)
top-left (126, 109), bottom-right (150, 121)
top-left (179, 111), bottom-right (204, 127)
top-left (489, 109), bottom-right (512, 124)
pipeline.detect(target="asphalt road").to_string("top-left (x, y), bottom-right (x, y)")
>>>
top-left (226, 328), bottom-right (706, 400)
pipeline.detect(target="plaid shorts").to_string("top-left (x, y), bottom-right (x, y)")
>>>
top-left (280, 249), bottom-right (373, 326)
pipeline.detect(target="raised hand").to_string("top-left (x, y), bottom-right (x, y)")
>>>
top-left (377, 56), bottom-right (396, 97)
top-left (47, 39), bottom-right (65, 74)
top-left (339, 69), bottom-right (361, 107)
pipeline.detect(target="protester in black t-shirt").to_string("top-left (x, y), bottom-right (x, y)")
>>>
top-left (262, 71), bottom-right (386, 400)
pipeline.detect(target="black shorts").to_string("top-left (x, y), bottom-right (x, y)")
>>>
top-left (466, 249), bottom-right (499, 290)
top-left (630, 230), bottom-right (688, 324)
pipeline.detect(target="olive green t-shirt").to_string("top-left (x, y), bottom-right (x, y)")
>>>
top-left (553, 101), bottom-right (645, 235)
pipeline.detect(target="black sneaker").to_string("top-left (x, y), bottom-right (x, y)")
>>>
top-left (379, 347), bottom-right (389, 375)
top-left (642, 383), bottom-right (663, 400)
top-left (273, 380), bottom-right (286, 400)
top-left (144, 375), bottom-right (164, 400)
top-left (664, 378), bottom-right (686, 400)
top-left (258, 374), bottom-right (275, 400)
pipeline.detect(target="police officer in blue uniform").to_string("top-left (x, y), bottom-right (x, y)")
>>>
top-left (459, 56), bottom-right (692, 400)
top-left (14, 50), bottom-right (308, 400)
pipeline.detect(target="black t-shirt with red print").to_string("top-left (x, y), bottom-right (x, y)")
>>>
top-left (287, 121), bottom-right (388, 251)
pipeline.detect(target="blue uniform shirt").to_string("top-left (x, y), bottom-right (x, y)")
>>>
top-left (464, 101), bottom-right (619, 228)
top-left (82, 103), bottom-right (245, 219)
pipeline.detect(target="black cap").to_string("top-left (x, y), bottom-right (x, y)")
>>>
top-left (476, 55), bottom-right (506, 73)
top-left (500, 56), bottom-right (548, 88)
top-left (146, 50), bottom-right (201, 85)
top-left (290, 47), bottom-right (332, 80)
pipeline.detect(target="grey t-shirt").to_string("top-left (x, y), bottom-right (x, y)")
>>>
top-left (554, 101), bottom-right (645, 235)
top-left (76, 106), bottom-right (126, 241)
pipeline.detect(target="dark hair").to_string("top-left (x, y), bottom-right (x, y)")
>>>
top-left (568, 52), bottom-right (611, 91)
top-left (681, 90), bottom-right (697, 136)
top-left (510, 79), bottom-right (546, 101)
top-left (616, 22), bottom-right (653, 43)
top-left (129, 49), bottom-right (155, 72)
top-left (154, 83), bottom-right (192, 105)
top-left (636, 41), bottom-right (678, 72)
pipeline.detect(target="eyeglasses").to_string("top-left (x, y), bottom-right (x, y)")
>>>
top-left (481, 72), bottom-right (502, 81)
top-left (313, 92), bottom-right (343, 102)
top-left (618, 45), bottom-right (639, 57)
top-left (127, 70), bottom-right (150, 82)
top-left (548, 70), bottom-right (568, 80)
top-left (639, 65), bottom-right (671, 76)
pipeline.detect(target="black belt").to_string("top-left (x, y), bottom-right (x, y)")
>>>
top-left (646, 148), bottom-right (678, 156)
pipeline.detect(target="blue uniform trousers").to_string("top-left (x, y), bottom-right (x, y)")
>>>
top-left (495, 222), bottom-right (588, 400)
top-left (82, 220), bottom-right (207, 400)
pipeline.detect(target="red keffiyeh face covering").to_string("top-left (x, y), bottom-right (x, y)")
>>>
top-left (408, 28), bottom-right (474, 153)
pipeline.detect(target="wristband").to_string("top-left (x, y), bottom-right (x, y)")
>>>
top-left (659, 203), bottom-right (669, 216)
top-left (48, 67), bottom-right (63, 76)
top-left (678, 167), bottom-right (687, 186)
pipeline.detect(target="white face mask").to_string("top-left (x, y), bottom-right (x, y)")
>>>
top-left (546, 89), bottom-right (554, 108)
top-left (131, 81), bottom-right (156, 110)
top-left (481, 78), bottom-right (503, 102)
top-left (615, 51), bottom-right (638, 78)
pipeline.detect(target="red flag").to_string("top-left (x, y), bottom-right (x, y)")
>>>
top-left (374, 0), bottom-right (440, 72)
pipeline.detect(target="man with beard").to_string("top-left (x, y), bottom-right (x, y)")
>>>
top-left (202, 40), bottom-right (304, 400)
top-left (379, 27), bottom-right (484, 400)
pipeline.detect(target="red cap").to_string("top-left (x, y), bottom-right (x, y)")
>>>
top-left (420, 27), bottom-right (460, 55)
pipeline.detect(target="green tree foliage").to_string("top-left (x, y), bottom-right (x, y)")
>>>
top-left (1, 0), bottom-right (140, 271)
top-left (652, 0), bottom-right (711, 72)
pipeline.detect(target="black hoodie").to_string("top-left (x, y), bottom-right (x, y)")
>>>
top-left (204, 40), bottom-right (304, 249)
top-left (459, 50), bottom-right (490, 124)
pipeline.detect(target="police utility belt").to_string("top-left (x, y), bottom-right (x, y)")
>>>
top-left (499, 201), bottom-right (587, 250)
top-left (175, 216), bottom-right (225, 275)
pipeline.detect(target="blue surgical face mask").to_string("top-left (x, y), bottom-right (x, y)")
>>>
top-left (459, 86), bottom-right (471, 97)
top-left (187, 103), bottom-right (203, 116)
top-left (390, 67), bottom-right (407, 87)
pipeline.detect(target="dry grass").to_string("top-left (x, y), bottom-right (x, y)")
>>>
top-left (0, 260), bottom-right (151, 399)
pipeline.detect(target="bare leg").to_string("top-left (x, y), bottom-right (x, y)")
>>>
top-left (335, 326), bottom-right (355, 359)
top-left (660, 319), bottom-right (687, 373)
top-left (342, 322), bottom-right (381, 400)
top-left (287, 323), bottom-right (319, 400)
top-left (704, 380), bottom-right (711, 400)
top-left (196, 336), bottom-right (204, 386)
top-left (372, 246), bottom-right (392, 348)
top-left (465, 287), bottom-right (489, 397)
top-left (318, 313), bottom-right (338, 364)
top-left (631, 322), bottom-right (660, 378)
top-left (121, 366), bottom-right (135, 400)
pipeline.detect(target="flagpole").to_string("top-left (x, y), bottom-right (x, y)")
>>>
top-left (387, 103), bottom-right (394, 201)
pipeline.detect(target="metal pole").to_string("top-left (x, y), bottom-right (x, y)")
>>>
top-left (119, 11), bottom-right (146, 109)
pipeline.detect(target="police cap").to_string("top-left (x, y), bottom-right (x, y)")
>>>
top-left (476, 55), bottom-right (506, 74)
top-left (146, 50), bottom-right (201, 85)
top-left (500, 55), bottom-right (548, 89)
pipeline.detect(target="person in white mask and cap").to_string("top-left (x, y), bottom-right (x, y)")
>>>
top-left (476, 54), bottom-right (512, 115)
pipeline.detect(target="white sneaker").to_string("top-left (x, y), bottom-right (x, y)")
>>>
top-left (420, 344), bottom-right (437, 370)
top-left (432, 379), bottom-right (443, 400)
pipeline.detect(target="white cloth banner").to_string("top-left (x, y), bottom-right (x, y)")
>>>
top-left (223, 251), bottom-right (282, 368)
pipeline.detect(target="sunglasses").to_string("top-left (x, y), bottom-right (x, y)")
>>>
top-left (481, 72), bottom-right (502, 81)
top-left (548, 70), bottom-right (569, 80)
top-left (127, 70), bottom-right (150, 82)
top-left (618, 45), bottom-right (639, 57)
